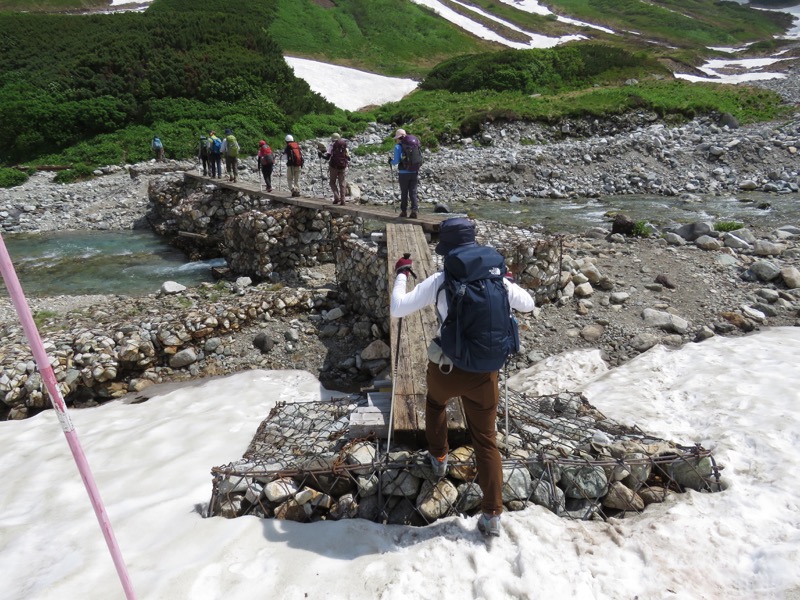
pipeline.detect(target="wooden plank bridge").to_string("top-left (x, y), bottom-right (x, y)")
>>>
top-left (385, 223), bottom-right (467, 446)
top-left (185, 172), bottom-right (448, 233)
top-left (185, 172), bottom-right (467, 447)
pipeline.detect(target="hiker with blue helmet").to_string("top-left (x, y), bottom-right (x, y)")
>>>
top-left (390, 217), bottom-right (535, 537)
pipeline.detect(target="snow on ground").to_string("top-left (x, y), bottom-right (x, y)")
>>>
top-left (410, 0), bottom-right (584, 49)
top-left (283, 57), bottom-right (418, 112)
top-left (2, 329), bottom-right (800, 599)
top-left (495, 0), bottom-right (615, 34)
top-left (675, 56), bottom-right (788, 84)
top-left (110, 0), bottom-right (153, 5)
top-left (5, 4), bottom-right (800, 599)
top-left (757, 3), bottom-right (800, 40)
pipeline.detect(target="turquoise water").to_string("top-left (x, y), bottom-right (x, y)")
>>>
top-left (1, 230), bottom-right (223, 297)
top-left (3, 191), bottom-right (798, 297)
top-left (450, 191), bottom-right (798, 234)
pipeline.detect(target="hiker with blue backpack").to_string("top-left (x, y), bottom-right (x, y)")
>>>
top-left (208, 131), bottom-right (223, 179)
top-left (151, 136), bottom-right (164, 162)
top-left (390, 217), bottom-right (535, 538)
top-left (388, 128), bottom-right (422, 218)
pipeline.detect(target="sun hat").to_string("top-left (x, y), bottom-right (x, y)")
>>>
top-left (435, 217), bottom-right (477, 256)
top-left (393, 128), bottom-right (407, 140)
top-left (285, 134), bottom-right (294, 142)
top-left (224, 129), bottom-right (232, 135)
top-left (331, 133), bottom-right (341, 141)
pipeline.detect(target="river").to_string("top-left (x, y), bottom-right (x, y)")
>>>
top-left (1, 230), bottom-right (222, 297)
top-left (2, 190), bottom-right (798, 297)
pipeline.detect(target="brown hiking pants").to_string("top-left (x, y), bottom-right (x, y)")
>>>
top-left (425, 362), bottom-right (502, 515)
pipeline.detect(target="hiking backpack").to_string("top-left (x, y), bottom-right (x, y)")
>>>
top-left (211, 137), bottom-right (222, 153)
top-left (399, 134), bottom-right (423, 171)
top-left (259, 148), bottom-right (273, 167)
top-left (226, 135), bottom-right (239, 157)
top-left (437, 245), bottom-right (519, 373)
top-left (329, 139), bottom-right (349, 169)
top-left (287, 141), bottom-right (304, 167)
top-left (199, 138), bottom-right (208, 157)
top-left (152, 137), bottom-right (163, 149)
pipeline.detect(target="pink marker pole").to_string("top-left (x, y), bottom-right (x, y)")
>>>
top-left (0, 233), bottom-right (136, 600)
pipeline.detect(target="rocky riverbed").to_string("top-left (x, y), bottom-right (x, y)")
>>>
top-left (1, 71), bottom-right (799, 417)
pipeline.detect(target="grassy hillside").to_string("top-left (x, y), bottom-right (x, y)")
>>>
top-left (545, 0), bottom-right (790, 47)
top-left (374, 40), bottom-right (786, 151)
top-left (0, 0), bottom-right (793, 179)
top-left (266, 0), bottom-right (498, 78)
top-left (375, 80), bottom-right (785, 151)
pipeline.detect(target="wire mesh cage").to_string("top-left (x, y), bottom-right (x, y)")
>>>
top-left (209, 390), bottom-right (722, 524)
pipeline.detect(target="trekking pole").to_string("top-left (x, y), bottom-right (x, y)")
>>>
top-left (388, 162), bottom-right (398, 213)
top-left (504, 360), bottom-right (510, 444)
top-left (316, 157), bottom-right (322, 198)
top-left (386, 314), bottom-right (402, 457)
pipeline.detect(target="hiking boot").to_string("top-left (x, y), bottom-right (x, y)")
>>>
top-left (399, 211), bottom-right (407, 218)
top-left (291, 190), bottom-right (301, 197)
top-left (409, 211), bottom-right (418, 219)
top-left (477, 513), bottom-right (501, 537)
top-left (428, 451), bottom-right (448, 478)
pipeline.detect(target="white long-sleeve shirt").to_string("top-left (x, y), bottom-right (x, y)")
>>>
top-left (390, 270), bottom-right (535, 331)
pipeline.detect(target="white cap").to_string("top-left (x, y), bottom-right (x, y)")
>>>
top-left (285, 134), bottom-right (294, 142)
top-left (331, 133), bottom-right (341, 141)
top-left (394, 128), bottom-right (407, 139)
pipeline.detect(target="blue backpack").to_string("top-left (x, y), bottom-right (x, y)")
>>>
top-left (438, 245), bottom-right (519, 373)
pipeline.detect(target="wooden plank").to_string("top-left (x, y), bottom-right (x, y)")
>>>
top-left (185, 172), bottom-right (450, 233)
top-left (386, 223), bottom-right (467, 446)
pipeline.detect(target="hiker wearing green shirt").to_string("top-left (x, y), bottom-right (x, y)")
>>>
top-left (221, 128), bottom-right (240, 182)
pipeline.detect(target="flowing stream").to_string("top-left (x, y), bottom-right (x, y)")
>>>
top-left (2, 191), bottom-right (798, 298)
top-left (1, 230), bottom-right (222, 297)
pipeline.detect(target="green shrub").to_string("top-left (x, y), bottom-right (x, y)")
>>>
top-left (715, 221), bottom-right (744, 232)
top-left (419, 44), bottom-right (666, 95)
top-left (52, 164), bottom-right (94, 184)
top-left (631, 220), bottom-right (652, 238)
top-left (0, 168), bottom-right (28, 188)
